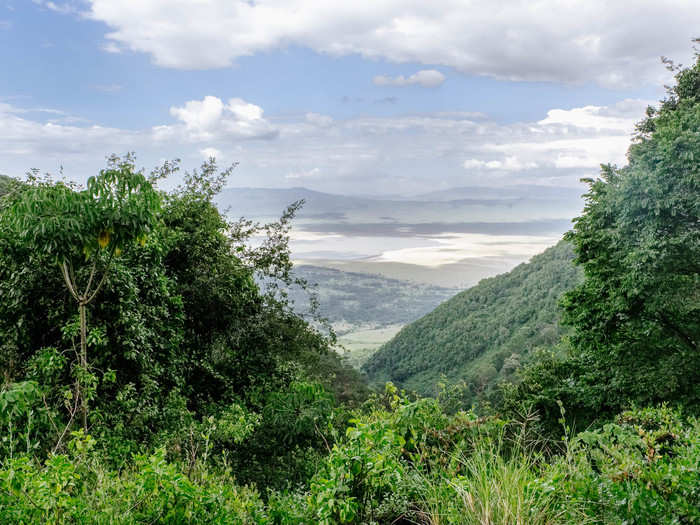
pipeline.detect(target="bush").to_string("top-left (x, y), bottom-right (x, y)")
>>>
top-left (560, 406), bottom-right (700, 524)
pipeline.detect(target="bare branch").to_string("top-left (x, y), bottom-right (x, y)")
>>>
top-left (83, 259), bottom-right (97, 298)
top-left (60, 261), bottom-right (79, 301)
top-left (85, 249), bottom-right (115, 305)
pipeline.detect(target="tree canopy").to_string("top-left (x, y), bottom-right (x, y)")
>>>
top-left (0, 156), bottom-right (367, 484)
top-left (558, 54), bottom-right (700, 413)
top-left (503, 53), bottom-right (700, 431)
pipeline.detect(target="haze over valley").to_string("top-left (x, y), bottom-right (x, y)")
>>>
top-left (216, 184), bottom-right (583, 287)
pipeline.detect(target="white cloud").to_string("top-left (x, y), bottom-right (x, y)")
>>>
top-left (170, 96), bottom-right (224, 138)
top-left (33, 0), bottom-right (79, 14)
top-left (168, 96), bottom-right (277, 141)
top-left (100, 41), bottom-right (122, 54)
top-left (85, 0), bottom-right (699, 87)
top-left (373, 70), bottom-right (445, 88)
top-left (538, 99), bottom-right (649, 131)
top-left (286, 167), bottom-right (321, 179)
top-left (0, 97), bottom-right (646, 194)
top-left (463, 156), bottom-right (538, 171)
top-left (305, 112), bottom-right (333, 127)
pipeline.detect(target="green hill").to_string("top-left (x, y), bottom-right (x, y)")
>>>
top-left (362, 240), bottom-right (582, 397)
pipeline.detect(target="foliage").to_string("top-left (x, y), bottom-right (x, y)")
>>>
top-left (0, 174), bottom-right (19, 199)
top-left (562, 53), bottom-right (700, 412)
top-left (504, 51), bottom-right (700, 431)
top-left (364, 240), bottom-right (582, 401)
top-left (558, 406), bottom-right (700, 524)
top-left (3, 394), bottom-right (696, 524)
top-left (1, 157), bottom-right (162, 432)
top-left (0, 433), bottom-right (270, 525)
top-left (0, 155), bottom-right (367, 486)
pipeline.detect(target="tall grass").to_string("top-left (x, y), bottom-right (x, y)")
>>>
top-left (412, 439), bottom-right (587, 525)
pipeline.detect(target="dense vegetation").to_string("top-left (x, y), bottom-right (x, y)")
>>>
top-left (503, 53), bottom-right (700, 434)
top-left (0, 158), bottom-right (368, 489)
top-left (1, 52), bottom-right (699, 524)
top-left (363, 240), bottom-right (581, 400)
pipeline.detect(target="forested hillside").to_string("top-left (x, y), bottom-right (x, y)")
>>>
top-left (364, 240), bottom-right (582, 398)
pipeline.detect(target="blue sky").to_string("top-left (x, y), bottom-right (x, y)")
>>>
top-left (0, 0), bottom-right (698, 195)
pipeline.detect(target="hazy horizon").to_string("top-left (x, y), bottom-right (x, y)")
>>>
top-left (2, 1), bottom-right (698, 277)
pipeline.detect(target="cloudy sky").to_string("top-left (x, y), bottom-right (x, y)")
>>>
top-left (0, 0), bottom-right (698, 195)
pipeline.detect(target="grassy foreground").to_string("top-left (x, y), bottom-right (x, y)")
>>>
top-left (2, 386), bottom-right (698, 524)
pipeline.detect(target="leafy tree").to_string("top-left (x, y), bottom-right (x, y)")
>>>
top-left (559, 53), bottom-right (700, 414)
top-left (0, 174), bottom-right (18, 198)
top-left (0, 157), bottom-right (160, 429)
top-left (0, 155), bottom-right (366, 476)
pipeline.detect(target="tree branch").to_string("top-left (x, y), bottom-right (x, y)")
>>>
top-left (60, 261), bottom-right (79, 301)
top-left (83, 259), bottom-right (97, 299)
top-left (85, 249), bottom-right (115, 305)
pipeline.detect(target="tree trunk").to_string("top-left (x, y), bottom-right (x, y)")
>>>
top-left (79, 300), bottom-right (88, 431)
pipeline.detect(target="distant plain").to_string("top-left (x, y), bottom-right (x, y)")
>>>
top-left (219, 184), bottom-right (584, 363)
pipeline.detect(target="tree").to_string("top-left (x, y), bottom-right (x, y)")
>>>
top-left (1, 155), bottom-right (366, 466)
top-left (559, 51), bottom-right (700, 413)
top-left (0, 156), bottom-right (160, 429)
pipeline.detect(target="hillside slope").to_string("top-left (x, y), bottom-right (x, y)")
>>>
top-left (0, 174), bottom-right (17, 197)
top-left (289, 265), bottom-right (458, 367)
top-left (291, 265), bottom-right (458, 330)
top-left (363, 240), bottom-right (582, 397)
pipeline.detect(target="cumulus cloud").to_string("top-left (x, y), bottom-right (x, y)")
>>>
top-left (0, 97), bottom-right (649, 194)
top-left (0, 103), bottom-right (141, 165)
top-left (84, 0), bottom-right (699, 87)
top-left (538, 99), bottom-right (649, 131)
top-left (200, 146), bottom-right (222, 160)
top-left (168, 96), bottom-right (277, 141)
top-left (373, 70), bottom-right (445, 88)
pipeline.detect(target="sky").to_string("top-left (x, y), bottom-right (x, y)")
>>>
top-left (1, 0), bottom-right (699, 197)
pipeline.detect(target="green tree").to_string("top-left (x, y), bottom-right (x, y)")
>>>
top-left (0, 174), bottom-right (18, 198)
top-left (0, 156), bottom-right (160, 429)
top-left (560, 52), bottom-right (700, 413)
top-left (0, 155), bottom-right (365, 473)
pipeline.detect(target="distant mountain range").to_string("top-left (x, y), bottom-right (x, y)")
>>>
top-left (216, 185), bottom-right (583, 289)
top-left (362, 240), bottom-right (582, 399)
top-left (215, 185), bottom-right (584, 225)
